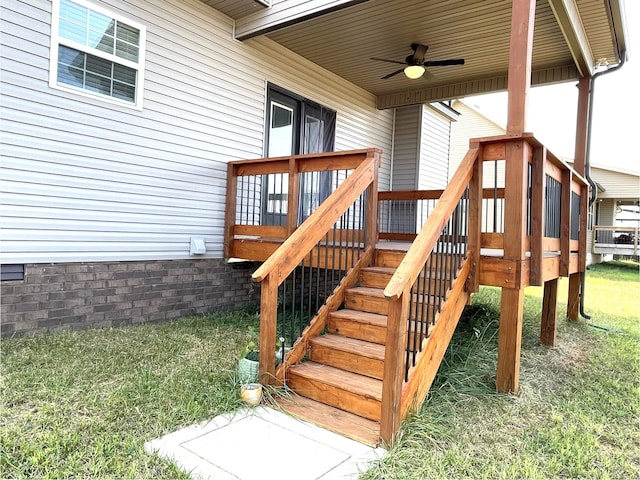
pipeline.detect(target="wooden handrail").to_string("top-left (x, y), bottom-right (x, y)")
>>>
top-left (252, 150), bottom-right (380, 285)
top-left (383, 147), bottom-right (479, 301)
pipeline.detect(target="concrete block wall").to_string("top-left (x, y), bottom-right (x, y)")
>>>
top-left (0, 259), bottom-right (259, 336)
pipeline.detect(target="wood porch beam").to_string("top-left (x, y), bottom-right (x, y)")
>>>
top-left (547, 0), bottom-right (595, 77)
top-left (376, 65), bottom-right (579, 109)
top-left (235, 0), bottom-right (371, 40)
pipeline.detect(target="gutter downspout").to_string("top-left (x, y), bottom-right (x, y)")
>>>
top-left (580, 49), bottom-right (627, 320)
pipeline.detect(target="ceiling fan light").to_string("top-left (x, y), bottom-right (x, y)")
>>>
top-left (404, 64), bottom-right (425, 79)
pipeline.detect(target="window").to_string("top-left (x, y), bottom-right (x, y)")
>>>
top-left (49, 0), bottom-right (146, 108)
top-left (263, 85), bottom-right (336, 225)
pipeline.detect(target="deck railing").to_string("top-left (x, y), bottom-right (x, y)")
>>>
top-left (379, 145), bottom-right (479, 443)
top-left (593, 225), bottom-right (639, 256)
top-left (242, 149), bottom-right (381, 384)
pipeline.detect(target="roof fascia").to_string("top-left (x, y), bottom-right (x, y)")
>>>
top-left (235, 0), bottom-right (371, 40)
top-left (607, 0), bottom-right (628, 60)
top-left (547, 0), bottom-right (594, 76)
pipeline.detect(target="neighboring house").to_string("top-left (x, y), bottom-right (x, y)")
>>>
top-left (449, 100), bottom-right (505, 180)
top-left (0, 0), bottom-right (457, 336)
top-left (449, 99), bottom-right (639, 265)
top-left (587, 164), bottom-right (640, 264)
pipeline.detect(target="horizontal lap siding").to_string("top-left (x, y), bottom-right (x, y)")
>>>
top-left (419, 106), bottom-right (450, 190)
top-left (1, 0), bottom-right (392, 263)
top-left (391, 106), bottom-right (421, 190)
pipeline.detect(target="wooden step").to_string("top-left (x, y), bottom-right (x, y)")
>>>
top-left (274, 395), bottom-right (380, 446)
top-left (345, 286), bottom-right (443, 317)
top-left (359, 266), bottom-right (395, 288)
top-left (344, 286), bottom-right (388, 315)
top-left (309, 334), bottom-right (385, 380)
top-left (375, 249), bottom-right (406, 268)
top-left (360, 266), bottom-right (453, 290)
top-left (327, 309), bottom-right (388, 344)
top-left (375, 249), bottom-right (463, 270)
top-left (287, 362), bottom-right (382, 421)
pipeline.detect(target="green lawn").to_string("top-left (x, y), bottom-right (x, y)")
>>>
top-left (1, 262), bottom-right (638, 479)
top-left (363, 261), bottom-right (640, 479)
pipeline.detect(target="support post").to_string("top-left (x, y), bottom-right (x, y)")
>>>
top-left (505, 0), bottom-right (536, 135)
top-left (496, 0), bottom-right (536, 395)
top-left (530, 146), bottom-right (546, 286)
top-left (540, 278), bottom-right (558, 346)
top-left (567, 272), bottom-right (581, 321)
top-left (224, 163), bottom-right (238, 259)
top-left (258, 274), bottom-right (278, 385)
top-left (497, 288), bottom-right (524, 393)
top-left (365, 151), bottom-right (380, 250)
top-left (467, 142), bottom-right (482, 293)
top-left (567, 76), bottom-right (591, 320)
top-left (380, 292), bottom-right (409, 445)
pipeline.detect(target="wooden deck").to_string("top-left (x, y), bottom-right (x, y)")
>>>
top-left (225, 141), bottom-right (588, 446)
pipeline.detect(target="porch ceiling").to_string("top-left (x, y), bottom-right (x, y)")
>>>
top-left (202, 0), bottom-right (626, 109)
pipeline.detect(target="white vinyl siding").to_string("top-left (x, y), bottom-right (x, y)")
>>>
top-left (449, 99), bottom-right (505, 180)
top-left (419, 105), bottom-right (450, 190)
top-left (391, 106), bottom-right (421, 190)
top-left (1, 0), bottom-right (392, 263)
top-left (391, 104), bottom-right (451, 191)
top-left (590, 166), bottom-right (640, 200)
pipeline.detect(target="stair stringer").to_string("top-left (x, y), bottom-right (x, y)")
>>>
top-left (273, 246), bottom-right (374, 384)
top-left (399, 254), bottom-right (472, 420)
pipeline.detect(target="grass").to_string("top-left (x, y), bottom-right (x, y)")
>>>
top-left (1, 262), bottom-right (638, 479)
top-left (0, 307), bottom-right (261, 479)
top-left (363, 260), bottom-right (640, 479)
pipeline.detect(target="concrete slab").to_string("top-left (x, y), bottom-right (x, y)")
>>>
top-left (145, 407), bottom-right (386, 480)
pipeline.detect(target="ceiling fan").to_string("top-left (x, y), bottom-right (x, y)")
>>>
top-left (371, 43), bottom-right (465, 80)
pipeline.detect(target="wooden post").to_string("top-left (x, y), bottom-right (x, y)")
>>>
top-left (497, 288), bottom-right (525, 393)
top-left (540, 278), bottom-right (558, 346)
top-left (365, 151), bottom-right (380, 250)
top-left (505, 0), bottom-right (536, 135)
top-left (567, 272), bottom-right (581, 321)
top-left (497, 141), bottom-right (530, 394)
top-left (380, 292), bottom-right (409, 445)
top-left (224, 163), bottom-right (238, 259)
top-left (258, 274), bottom-right (278, 385)
top-left (497, 0), bottom-right (536, 394)
top-left (560, 169), bottom-right (572, 277)
top-left (567, 76), bottom-right (591, 320)
top-left (467, 142), bottom-right (482, 293)
top-left (530, 146), bottom-right (546, 286)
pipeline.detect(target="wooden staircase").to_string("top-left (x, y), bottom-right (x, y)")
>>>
top-left (277, 246), bottom-right (452, 446)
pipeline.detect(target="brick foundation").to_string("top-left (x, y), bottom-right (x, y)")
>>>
top-left (0, 258), bottom-right (259, 336)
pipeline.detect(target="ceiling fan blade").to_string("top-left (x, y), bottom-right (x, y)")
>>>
top-left (371, 57), bottom-right (406, 65)
top-left (411, 43), bottom-right (428, 62)
top-left (381, 68), bottom-right (405, 79)
top-left (423, 69), bottom-right (437, 81)
top-left (423, 59), bottom-right (465, 67)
